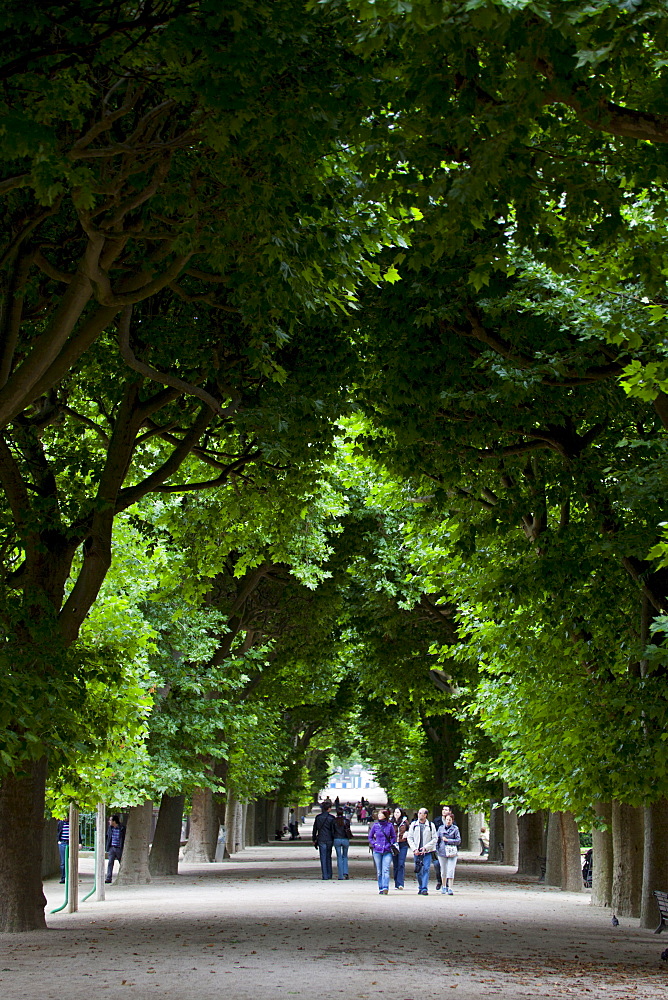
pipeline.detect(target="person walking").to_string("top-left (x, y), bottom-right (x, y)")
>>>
top-left (56, 817), bottom-right (70, 884)
top-left (368, 808), bottom-right (396, 894)
top-left (436, 812), bottom-right (461, 895)
top-left (288, 809), bottom-right (300, 840)
top-left (407, 807), bottom-right (437, 895)
top-left (105, 814), bottom-right (126, 883)
top-left (433, 805), bottom-right (454, 890)
top-left (390, 806), bottom-right (410, 890)
top-left (312, 801), bottom-right (337, 880)
top-left (332, 806), bottom-right (352, 879)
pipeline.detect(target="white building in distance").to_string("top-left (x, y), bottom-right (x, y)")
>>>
top-left (322, 763), bottom-right (387, 803)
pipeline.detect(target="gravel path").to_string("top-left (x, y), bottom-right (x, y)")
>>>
top-left (1, 835), bottom-right (665, 999)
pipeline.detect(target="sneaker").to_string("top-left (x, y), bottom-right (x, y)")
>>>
top-left (446, 888), bottom-right (454, 895)
top-left (59, 879), bottom-right (65, 884)
top-left (104, 879), bottom-right (112, 884)
top-left (344, 874), bottom-right (350, 879)
top-left (440, 887), bottom-right (447, 894)
top-left (382, 889), bottom-right (389, 895)
top-left (435, 883), bottom-right (442, 891)
top-left (395, 885), bottom-right (404, 890)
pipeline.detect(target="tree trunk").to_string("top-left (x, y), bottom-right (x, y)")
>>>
top-left (182, 787), bottom-right (217, 863)
top-left (559, 811), bottom-right (583, 892)
top-left (612, 800), bottom-right (644, 917)
top-left (517, 811), bottom-right (544, 876)
top-left (0, 757), bottom-right (48, 932)
top-left (640, 798), bottom-right (668, 929)
top-left (466, 810), bottom-right (484, 852)
top-left (234, 801), bottom-right (247, 851)
top-left (41, 817), bottom-right (60, 879)
top-left (502, 785), bottom-right (519, 867)
top-left (149, 793), bottom-right (184, 876)
top-left (592, 801), bottom-right (613, 908)
top-left (266, 798), bottom-right (278, 842)
top-left (545, 812), bottom-right (562, 887)
top-left (488, 802), bottom-right (504, 861)
top-left (116, 800), bottom-right (152, 885)
top-left (452, 807), bottom-right (469, 851)
top-left (224, 792), bottom-right (237, 856)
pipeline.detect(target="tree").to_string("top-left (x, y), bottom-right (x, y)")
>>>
top-left (0, 0), bottom-right (394, 930)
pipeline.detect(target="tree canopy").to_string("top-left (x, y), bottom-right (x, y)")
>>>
top-left (3, 0), bottom-right (668, 933)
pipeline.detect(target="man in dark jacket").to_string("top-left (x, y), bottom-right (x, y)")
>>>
top-left (105, 814), bottom-right (126, 883)
top-left (312, 802), bottom-right (337, 880)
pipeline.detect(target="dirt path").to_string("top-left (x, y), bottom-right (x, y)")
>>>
top-left (1, 836), bottom-right (665, 999)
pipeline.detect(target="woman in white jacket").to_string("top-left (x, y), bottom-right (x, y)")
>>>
top-left (406, 808), bottom-right (437, 895)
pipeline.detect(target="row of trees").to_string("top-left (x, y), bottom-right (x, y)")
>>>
top-left (2, 0), bottom-right (668, 931)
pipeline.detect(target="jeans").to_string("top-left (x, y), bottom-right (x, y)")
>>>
top-left (373, 850), bottom-right (392, 891)
top-left (106, 846), bottom-right (123, 881)
top-left (333, 838), bottom-right (349, 878)
top-left (58, 842), bottom-right (67, 881)
top-left (414, 851), bottom-right (432, 892)
top-left (318, 842), bottom-right (333, 879)
top-left (392, 841), bottom-right (409, 887)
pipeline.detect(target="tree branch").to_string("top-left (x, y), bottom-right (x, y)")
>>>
top-left (117, 306), bottom-right (233, 418)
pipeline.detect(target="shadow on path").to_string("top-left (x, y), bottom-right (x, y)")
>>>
top-left (0, 840), bottom-right (663, 1000)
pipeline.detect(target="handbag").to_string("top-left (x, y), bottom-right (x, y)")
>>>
top-left (445, 844), bottom-right (458, 857)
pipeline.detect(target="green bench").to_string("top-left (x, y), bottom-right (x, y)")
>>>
top-left (654, 890), bottom-right (668, 933)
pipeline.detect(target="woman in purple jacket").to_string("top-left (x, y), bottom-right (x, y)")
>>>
top-left (368, 808), bottom-right (397, 894)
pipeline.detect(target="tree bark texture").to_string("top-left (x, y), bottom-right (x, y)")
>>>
top-left (612, 801), bottom-right (644, 917)
top-left (559, 811), bottom-right (583, 892)
top-left (592, 801), bottom-right (613, 908)
top-left (466, 810), bottom-right (484, 852)
top-left (640, 798), bottom-right (668, 929)
top-left (41, 817), bottom-right (60, 879)
top-left (149, 793), bottom-right (184, 876)
top-left (545, 812), bottom-right (562, 887)
top-left (502, 790), bottom-right (519, 867)
top-left (116, 799), bottom-right (153, 885)
top-left (488, 802), bottom-right (504, 862)
top-left (0, 757), bottom-right (48, 932)
top-left (452, 807), bottom-right (469, 851)
top-left (182, 787), bottom-right (217, 863)
top-left (517, 811), bottom-right (545, 876)
top-left (265, 797), bottom-right (280, 842)
top-left (225, 791), bottom-right (237, 857)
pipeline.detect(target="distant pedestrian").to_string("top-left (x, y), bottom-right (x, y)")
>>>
top-left (407, 808), bottom-right (437, 895)
top-left (391, 807), bottom-right (410, 890)
top-left (368, 808), bottom-right (396, 894)
top-left (105, 815), bottom-right (126, 883)
top-left (312, 802), bottom-right (337, 880)
top-left (56, 816), bottom-right (82, 884)
top-left (436, 813), bottom-right (461, 895)
top-left (56, 817), bottom-right (70, 884)
top-left (479, 826), bottom-right (489, 855)
top-left (333, 807), bottom-right (352, 879)
top-left (288, 809), bottom-right (300, 840)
